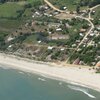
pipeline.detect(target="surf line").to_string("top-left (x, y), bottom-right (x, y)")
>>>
top-left (38, 77), bottom-right (46, 82)
top-left (67, 85), bottom-right (96, 99)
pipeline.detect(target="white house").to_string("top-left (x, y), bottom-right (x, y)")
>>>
top-left (48, 46), bottom-right (53, 50)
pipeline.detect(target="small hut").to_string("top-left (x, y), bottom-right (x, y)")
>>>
top-left (95, 61), bottom-right (100, 71)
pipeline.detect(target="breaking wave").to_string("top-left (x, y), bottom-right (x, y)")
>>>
top-left (68, 85), bottom-right (96, 99)
top-left (38, 77), bottom-right (46, 82)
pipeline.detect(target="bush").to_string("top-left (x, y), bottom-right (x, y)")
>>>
top-left (24, 3), bottom-right (32, 8)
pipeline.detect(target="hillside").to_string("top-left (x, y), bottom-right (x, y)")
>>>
top-left (49, 0), bottom-right (100, 11)
top-left (0, 0), bottom-right (100, 67)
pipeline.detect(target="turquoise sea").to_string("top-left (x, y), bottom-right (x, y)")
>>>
top-left (0, 66), bottom-right (100, 100)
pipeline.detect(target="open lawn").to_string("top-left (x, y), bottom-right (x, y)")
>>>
top-left (49, 0), bottom-right (80, 11)
top-left (91, 6), bottom-right (100, 25)
top-left (0, 2), bottom-right (25, 19)
top-left (92, 6), bottom-right (100, 19)
top-left (0, 0), bottom-right (44, 33)
top-left (24, 34), bottom-right (38, 44)
top-left (49, 0), bottom-right (87, 11)
top-left (0, 18), bottom-right (26, 33)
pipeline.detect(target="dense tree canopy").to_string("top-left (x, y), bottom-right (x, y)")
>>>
top-left (0, 0), bottom-right (25, 3)
top-left (79, 0), bottom-right (100, 7)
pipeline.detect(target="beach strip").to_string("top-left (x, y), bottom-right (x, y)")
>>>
top-left (0, 53), bottom-right (100, 92)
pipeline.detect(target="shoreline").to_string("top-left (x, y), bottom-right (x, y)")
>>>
top-left (0, 53), bottom-right (100, 92)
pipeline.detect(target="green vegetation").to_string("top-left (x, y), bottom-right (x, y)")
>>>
top-left (0, 0), bottom-right (100, 65)
top-left (0, 19), bottom-right (25, 32)
top-left (0, 32), bottom-right (8, 41)
top-left (49, 0), bottom-right (80, 11)
top-left (0, 3), bottom-right (25, 33)
top-left (79, 0), bottom-right (100, 7)
top-left (92, 6), bottom-right (100, 18)
top-left (24, 34), bottom-right (37, 44)
top-left (0, 0), bottom-right (43, 33)
top-left (70, 42), bottom-right (100, 66)
top-left (92, 6), bottom-right (100, 25)
top-left (0, 32), bottom-right (9, 50)
top-left (0, 3), bottom-right (24, 19)
top-left (49, 0), bottom-right (100, 11)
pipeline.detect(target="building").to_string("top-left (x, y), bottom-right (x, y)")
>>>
top-left (96, 61), bottom-right (100, 69)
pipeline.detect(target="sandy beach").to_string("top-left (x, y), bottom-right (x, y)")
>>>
top-left (0, 53), bottom-right (100, 92)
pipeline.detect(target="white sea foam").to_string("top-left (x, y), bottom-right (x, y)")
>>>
top-left (40, 74), bottom-right (48, 78)
top-left (70, 82), bottom-right (80, 86)
top-left (59, 82), bottom-right (62, 85)
top-left (68, 85), bottom-right (96, 99)
top-left (18, 71), bottom-right (24, 74)
top-left (38, 77), bottom-right (46, 82)
top-left (70, 82), bottom-right (86, 87)
top-left (0, 65), bottom-right (10, 69)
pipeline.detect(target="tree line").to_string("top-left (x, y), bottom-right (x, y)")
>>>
top-left (79, 0), bottom-right (100, 7)
top-left (0, 0), bottom-right (25, 3)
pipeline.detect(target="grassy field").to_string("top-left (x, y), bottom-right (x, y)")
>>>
top-left (92, 6), bottom-right (100, 19)
top-left (0, 19), bottom-right (25, 32)
top-left (49, 0), bottom-right (88, 11)
top-left (49, 0), bottom-right (80, 10)
top-left (0, 0), bottom-right (43, 33)
top-left (0, 3), bottom-right (25, 19)
top-left (24, 34), bottom-right (37, 44)
top-left (91, 6), bottom-right (100, 25)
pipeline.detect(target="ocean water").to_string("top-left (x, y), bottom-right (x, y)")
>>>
top-left (0, 66), bottom-right (100, 100)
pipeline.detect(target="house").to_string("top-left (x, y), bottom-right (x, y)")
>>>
top-left (65, 23), bottom-right (71, 28)
top-left (7, 36), bottom-right (14, 42)
top-left (92, 10), bottom-right (96, 13)
top-left (32, 15), bottom-right (35, 18)
top-left (56, 28), bottom-right (62, 31)
top-left (77, 48), bottom-right (82, 52)
top-left (89, 33), bottom-right (95, 36)
top-left (97, 26), bottom-right (100, 31)
top-left (8, 45), bottom-right (12, 48)
top-left (96, 61), bottom-right (100, 68)
top-left (79, 33), bottom-right (84, 37)
top-left (72, 44), bottom-right (76, 47)
top-left (38, 41), bottom-right (41, 44)
top-left (50, 34), bottom-right (68, 40)
top-left (60, 48), bottom-right (65, 51)
top-left (76, 40), bottom-right (81, 43)
top-left (39, 5), bottom-right (49, 11)
top-left (84, 37), bottom-right (88, 41)
top-left (44, 13), bottom-right (49, 16)
top-left (35, 11), bottom-right (40, 15)
top-left (91, 62), bottom-right (96, 66)
top-left (49, 14), bottom-right (53, 17)
top-left (80, 29), bottom-right (86, 32)
top-left (53, 11), bottom-right (60, 15)
top-left (94, 30), bottom-right (98, 33)
top-left (48, 46), bottom-right (53, 50)
top-left (83, 44), bottom-right (86, 47)
top-left (73, 58), bottom-right (80, 65)
top-left (48, 31), bottom-right (52, 34)
top-left (63, 6), bottom-right (67, 10)
top-left (81, 10), bottom-right (87, 13)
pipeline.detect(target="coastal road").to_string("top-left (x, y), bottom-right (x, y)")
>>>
top-left (76, 4), bottom-right (100, 49)
top-left (44, 0), bottom-right (100, 63)
top-left (44, 0), bottom-right (65, 13)
top-left (75, 16), bottom-right (94, 49)
top-left (44, 0), bottom-right (94, 49)
top-left (89, 4), bottom-right (100, 20)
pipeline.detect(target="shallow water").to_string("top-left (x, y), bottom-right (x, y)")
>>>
top-left (0, 66), bottom-right (100, 100)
